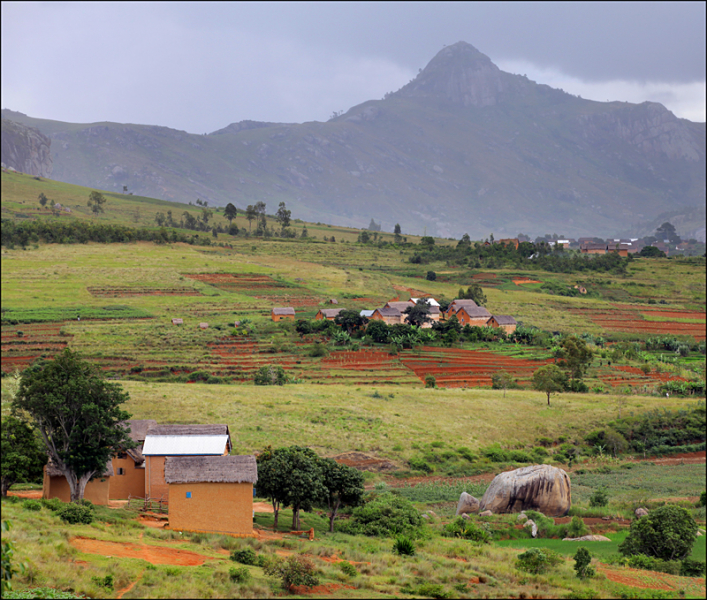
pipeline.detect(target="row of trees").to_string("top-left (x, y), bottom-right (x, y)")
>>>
top-left (256, 445), bottom-right (364, 532)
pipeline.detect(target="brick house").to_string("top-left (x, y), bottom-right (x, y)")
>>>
top-left (370, 306), bottom-right (403, 325)
top-left (142, 424), bottom-right (232, 502)
top-left (445, 299), bottom-right (478, 320)
top-left (271, 307), bottom-right (295, 322)
top-left (456, 305), bottom-right (492, 327)
top-left (487, 315), bottom-right (517, 334)
top-left (109, 419), bottom-right (157, 500)
top-left (165, 455), bottom-right (258, 537)
top-left (315, 308), bottom-right (345, 321)
top-left (43, 459), bottom-right (113, 505)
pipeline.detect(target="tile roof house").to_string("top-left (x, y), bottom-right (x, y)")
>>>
top-left (165, 455), bottom-right (258, 537)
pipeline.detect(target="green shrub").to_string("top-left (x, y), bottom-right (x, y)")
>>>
top-left (21, 499), bottom-right (42, 512)
top-left (408, 456), bottom-right (433, 474)
top-left (264, 555), bottom-right (319, 591)
top-left (524, 510), bottom-right (567, 539)
top-left (699, 491), bottom-right (706, 507)
top-left (414, 583), bottom-right (452, 599)
top-left (626, 554), bottom-right (681, 575)
top-left (57, 503), bottom-right (93, 525)
top-left (309, 342), bottom-right (329, 358)
top-left (619, 505), bottom-right (698, 561)
top-left (443, 517), bottom-right (492, 543)
top-left (338, 561), bottom-right (357, 577)
top-left (515, 547), bottom-right (563, 574)
top-left (40, 498), bottom-right (64, 512)
top-left (393, 536), bottom-right (416, 556)
top-left (230, 547), bottom-right (258, 565)
top-left (228, 566), bottom-right (251, 583)
top-left (567, 515), bottom-right (590, 538)
top-left (508, 450), bottom-right (533, 463)
top-left (337, 493), bottom-right (423, 537)
top-left (680, 558), bottom-right (706, 577)
top-left (589, 488), bottom-right (609, 507)
top-left (573, 547), bottom-right (595, 578)
top-left (91, 575), bottom-right (114, 590)
top-left (253, 365), bottom-right (288, 386)
top-left (425, 374), bottom-right (436, 388)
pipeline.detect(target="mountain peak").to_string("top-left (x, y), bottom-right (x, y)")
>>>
top-left (393, 41), bottom-right (522, 107)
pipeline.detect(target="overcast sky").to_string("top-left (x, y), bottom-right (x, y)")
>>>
top-left (2, 1), bottom-right (705, 133)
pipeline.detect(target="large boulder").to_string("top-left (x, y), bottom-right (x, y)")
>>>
top-left (479, 464), bottom-right (571, 516)
top-left (456, 492), bottom-right (480, 515)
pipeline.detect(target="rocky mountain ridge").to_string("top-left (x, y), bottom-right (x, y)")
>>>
top-left (1, 118), bottom-right (53, 177)
top-left (2, 42), bottom-right (704, 239)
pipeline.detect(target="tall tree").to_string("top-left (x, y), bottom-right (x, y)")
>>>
top-left (245, 204), bottom-right (257, 231)
top-left (38, 193), bottom-right (48, 208)
top-left (656, 222), bottom-right (680, 244)
top-left (318, 458), bottom-right (364, 532)
top-left (14, 350), bottom-right (134, 502)
top-left (87, 191), bottom-right (107, 215)
top-left (558, 336), bottom-right (593, 380)
top-left (224, 203), bottom-right (238, 224)
top-left (275, 202), bottom-right (291, 229)
top-left (1, 416), bottom-right (47, 497)
top-left (334, 309), bottom-right (368, 335)
top-left (458, 282), bottom-right (487, 306)
top-left (532, 364), bottom-right (567, 406)
top-left (256, 446), bottom-right (289, 529)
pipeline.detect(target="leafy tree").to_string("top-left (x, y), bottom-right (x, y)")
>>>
top-left (256, 446), bottom-right (288, 529)
top-left (254, 365), bottom-right (288, 385)
top-left (38, 192), bottom-right (49, 208)
top-left (558, 335), bottom-right (593, 380)
top-left (532, 364), bottom-right (567, 405)
top-left (334, 309), bottom-right (368, 335)
top-left (516, 548), bottom-right (563, 574)
top-left (199, 208), bottom-right (212, 230)
top-left (458, 283), bottom-right (487, 306)
top-left (366, 320), bottom-right (389, 344)
top-left (318, 458), bottom-right (364, 532)
top-left (426, 270), bottom-right (436, 281)
top-left (403, 299), bottom-right (432, 327)
top-left (224, 203), bottom-right (238, 224)
top-left (457, 233), bottom-right (471, 249)
top-left (394, 223), bottom-right (402, 243)
top-left (1, 415), bottom-right (47, 497)
top-left (300, 226), bottom-right (308, 238)
top-left (420, 236), bottom-right (435, 249)
top-left (656, 222), bottom-right (681, 244)
top-left (154, 212), bottom-right (166, 227)
top-left (491, 370), bottom-right (515, 397)
top-left (357, 230), bottom-right (371, 243)
top-left (275, 202), bottom-right (291, 229)
top-left (87, 191), bottom-right (107, 215)
top-left (619, 505), bottom-right (698, 561)
top-left (639, 245), bottom-right (666, 258)
top-left (573, 547), bottom-right (595, 579)
top-left (245, 204), bottom-right (257, 231)
top-left (14, 350), bottom-right (134, 502)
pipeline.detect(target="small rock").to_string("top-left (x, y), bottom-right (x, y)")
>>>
top-left (562, 535), bottom-right (611, 542)
top-left (517, 512), bottom-right (528, 522)
top-left (456, 492), bottom-right (480, 516)
top-left (461, 513), bottom-right (471, 521)
top-left (427, 510), bottom-right (437, 517)
top-left (697, 531), bottom-right (703, 537)
top-left (523, 519), bottom-right (537, 538)
top-left (421, 514), bottom-right (429, 520)
top-left (479, 510), bottom-right (493, 517)
top-left (635, 507), bottom-right (649, 518)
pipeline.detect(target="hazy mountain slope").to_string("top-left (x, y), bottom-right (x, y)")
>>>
top-left (2, 42), bottom-right (704, 239)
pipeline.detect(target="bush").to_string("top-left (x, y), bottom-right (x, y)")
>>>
top-left (230, 547), bottom-right (258, 565)
top-left (699, 491), bottom-right (706, 507)
top-left (619, 505), bottom-right (698, 561)
top-left (516, 547), bottom-right (563, 574)
top-left (443, 517), bottom-right (491, 543)
top-left (680, 558), bottom-right (706, 577)
top-left (40, 498), bottom-right (64, 512)
top-left (309, 342), bottom-right (328, 357)
top-left (91, 575), bottom-right (114, 590)
top-left (574, 547), bottom-right (595, 579)
top-left (337, 493), bottom-right (423, 537)
top-left (264, 555), bottom-right (319, 591)
top-left (426, 271), bottom-right (437, 281)
top-left (57, 503), bottom-right (94, 525)
top-left (21, 499), bottom-right (42, 511)
top-left (408, 456), bottom-right (433, 474)
top-left (339, 561), bottom-right (357, 577)
top-left (425, 374), bottom-right (436, 388)
top-left (253, 365), bottom-right (288, 386)
top-left (589, 488), bottom-right (609, 508)
top-left (567, 515), bottom-right (590, 538)
top-left (228, 566), bottom-right (251, 583)
top-left (393, 536), bottom-right (416, 556)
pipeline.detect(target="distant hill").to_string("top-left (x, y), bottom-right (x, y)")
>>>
top-left (2, 41), bottom-right (705, 239)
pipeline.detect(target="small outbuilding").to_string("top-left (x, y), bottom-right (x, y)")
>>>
top-left (315, 308), bottom-right (345, 321)
top-left (370, 306), bottom-right (403, 325)
top-left (165, 455), bottom-right (258, 536)
top-left (271, 307), bottom-right (295, 322)
top-left (487, 315), bottom-right (517, 334)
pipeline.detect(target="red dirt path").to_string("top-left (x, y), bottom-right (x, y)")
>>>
top-left (70, 536), bottom-right (222, 566)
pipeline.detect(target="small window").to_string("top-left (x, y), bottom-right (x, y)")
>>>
top-left (117, 468), bottom-right (125, 475)
top-left (186, 492), bottom-right (192, 499)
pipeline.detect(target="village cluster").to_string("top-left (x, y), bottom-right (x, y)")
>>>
top-left (272, 297), bottom-right (518, 334)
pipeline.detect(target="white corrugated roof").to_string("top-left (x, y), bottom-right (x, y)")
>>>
top-left (411, 297), bottom-right (440, 306)
top-left (142, 435), bottom-right (229, 456)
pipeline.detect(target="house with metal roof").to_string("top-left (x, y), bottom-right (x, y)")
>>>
top-left (142, 424), bottom-right (232, 501)
top-left (165, 455), bottom-right (258, 536)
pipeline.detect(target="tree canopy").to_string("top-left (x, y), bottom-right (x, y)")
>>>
top-left (14, 350), bottom-right (134, 502)
top-left (619, 505), bottom-right (697, 561)
top-left (557, 336), bottom-right (593, 380)
top-left (87, 191), bottom-right (107, 215)
top-left (224, 203), bottom-right (238, 223)
top-left (318, 458), bottom-right (365, 532)
top-left (532, 364), bottom-right (567, 405)
top-left (334, 309), bottom-right (368, 335)
top-left (403, 300), bottom-right (432, 327)
top-left (275, 202), bottom-right (291, 228)
top-left (1, 415), bottom-right (47, 497)
top-left (458, 283), bottom-right (487, 306)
